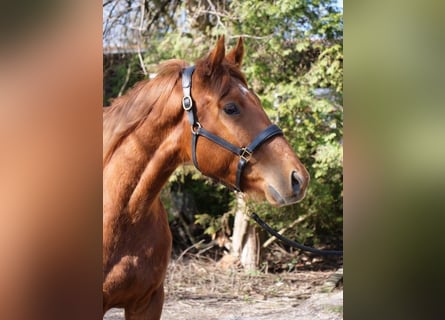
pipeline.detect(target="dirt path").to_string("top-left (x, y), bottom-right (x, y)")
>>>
top-left (105, 290), bottom-right (342, 320)
top-left (104, 259), bottom-right (343, 320)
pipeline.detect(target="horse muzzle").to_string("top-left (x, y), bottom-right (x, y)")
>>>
top-left (265, 170), bottom-right (309, 207)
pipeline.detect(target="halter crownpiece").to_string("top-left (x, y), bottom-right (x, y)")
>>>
top-left (181, 66), bottom-right (283, 191)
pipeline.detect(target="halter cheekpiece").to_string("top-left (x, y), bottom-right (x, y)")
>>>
top-left (181, 66), bottom-right (283, 191)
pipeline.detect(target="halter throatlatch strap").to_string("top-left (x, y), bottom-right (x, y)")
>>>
top-left (181, 66), bottom-right (283, 191)
top-left (182, 66), bottom-right (201, 170)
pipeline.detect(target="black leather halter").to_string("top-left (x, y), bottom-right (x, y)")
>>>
top-left (181, 66), bottom-right (283, 191)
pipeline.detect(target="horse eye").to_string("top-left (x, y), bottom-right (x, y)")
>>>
top-left (223, 103), bottom-right (240, 115)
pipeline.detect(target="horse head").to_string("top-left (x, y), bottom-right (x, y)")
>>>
top-left (182, 36), bottom-right (309, 207)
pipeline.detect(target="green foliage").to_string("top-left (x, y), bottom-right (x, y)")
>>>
top-left (163, 166), bottom-right (235, 227)
top-left (194, 213), bottom-right (222, 236)
top-left (252, 65), bottom-right (343, 242)
top-left (103, 54), bottom-right (145, 105)
top-left (306, 43), bottom-right (343, 93)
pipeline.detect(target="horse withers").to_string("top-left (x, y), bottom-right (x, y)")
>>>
top-left (103, 36), bottom-right (309, 320)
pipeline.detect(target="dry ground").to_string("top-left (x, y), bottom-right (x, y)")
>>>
top-left (104, 256), bottom-right (343, 320)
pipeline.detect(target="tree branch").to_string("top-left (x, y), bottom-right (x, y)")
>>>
top-left (118, 62), bottom-right (132, 97)
top-left (136, 0), bottom-right (147, 76)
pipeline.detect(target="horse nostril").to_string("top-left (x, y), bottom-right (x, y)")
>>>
top-left (291, 171), bottom-right (302, 194)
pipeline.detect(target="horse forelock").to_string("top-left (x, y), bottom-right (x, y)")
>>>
top-left (195, 58), bottom-right (248, 99)
top-left (103, 59), bottom-right (187, 165)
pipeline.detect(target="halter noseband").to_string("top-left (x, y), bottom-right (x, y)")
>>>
top-left (181, 66), bottom-right (283, 191)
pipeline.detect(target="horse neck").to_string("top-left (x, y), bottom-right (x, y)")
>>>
top-left (103, 85), bottom-right (188, 222)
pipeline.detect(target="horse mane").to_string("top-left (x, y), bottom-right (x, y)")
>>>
top-left (103, 59), bottom-right (188, 165)
top-left (103, 56), bottom-right (248, 165)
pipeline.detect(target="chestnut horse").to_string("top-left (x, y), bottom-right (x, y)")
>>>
top-left (103, 36), bottom-right (309, 319)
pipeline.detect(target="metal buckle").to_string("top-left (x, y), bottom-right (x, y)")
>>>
top-left (182, 96), bottom-right (193, 111)
top-left (240, 148), bottom-right (252, 162)
top-left (191, 122), bottom-right (201, 135)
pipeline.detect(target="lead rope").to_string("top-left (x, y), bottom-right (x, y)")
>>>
top-left (250, 212), bottom-right (343, 256)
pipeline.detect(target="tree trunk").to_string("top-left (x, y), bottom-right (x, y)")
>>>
top-left (231, 193), bottom-right (260, 271)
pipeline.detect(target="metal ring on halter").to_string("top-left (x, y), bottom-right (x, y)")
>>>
top-left (191, 122), bottom-right (201, 135)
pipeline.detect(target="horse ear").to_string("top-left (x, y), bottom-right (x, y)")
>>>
top-left (226, 37), bottom-right (244, 68)
top-left (204, 35), bottom-right (226, 76)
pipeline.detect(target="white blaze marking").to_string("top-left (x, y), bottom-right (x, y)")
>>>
top-left (239, 84), bottom-right (249, 95)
